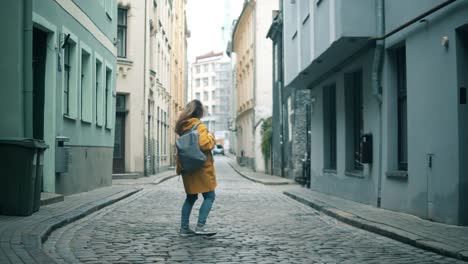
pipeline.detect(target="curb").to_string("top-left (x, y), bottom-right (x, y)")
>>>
top-left (20, 188), bottom-right (142, 264)
top-left (283, 191), bottom-right (468, 261)
top-left (228, 162), bottom-right (295, 186)
top-left (151, 173), bottom-right (179, 185)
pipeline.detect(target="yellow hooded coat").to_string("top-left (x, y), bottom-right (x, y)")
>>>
top-left (176, 118), bottom-right (217, 194)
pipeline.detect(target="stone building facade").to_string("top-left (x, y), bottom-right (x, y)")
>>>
top-left (170, 0), bottom-right (189, 168)
top-left (115, 0), bottom-right (187, 176)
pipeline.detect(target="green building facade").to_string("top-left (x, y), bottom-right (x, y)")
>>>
top-left (1, 0), bottom-right (117, 195)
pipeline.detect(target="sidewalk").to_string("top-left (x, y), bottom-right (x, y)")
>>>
top-left (229, 160), bottom-right (468, 261)
top-left (228, 161), bottom-right (296, 185)
top-left (113, 169), bottom-right (178, 186)
top-left (0, 170), bottom-right (177, 264)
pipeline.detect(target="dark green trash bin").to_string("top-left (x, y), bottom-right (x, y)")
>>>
top-left (0, 138), bottom-right (48, 216)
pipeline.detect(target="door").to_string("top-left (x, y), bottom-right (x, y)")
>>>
top-left (32, 28), bottom-right (47, 193)
top-left (32, 28), bottom-right (47, 140)
top-left (457, 27), bottom-right (468, 224)
top-left (113, 113), bottom-right (126, 173)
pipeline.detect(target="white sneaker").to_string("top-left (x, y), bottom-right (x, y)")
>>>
top-left (195, 225), bottom-right (217, 236)
top-left (179, 227), bottom-right (195, 237)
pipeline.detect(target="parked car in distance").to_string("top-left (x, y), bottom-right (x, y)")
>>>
top-left (213, 144), bottom-right (225, 155)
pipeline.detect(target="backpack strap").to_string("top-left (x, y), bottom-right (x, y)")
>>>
top-left (190, 122), bottom-right (202, 132)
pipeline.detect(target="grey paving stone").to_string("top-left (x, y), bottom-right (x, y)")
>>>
top-left (43, 157), bottom-right (467, 264)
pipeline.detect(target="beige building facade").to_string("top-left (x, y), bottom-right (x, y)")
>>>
top-left (170, 0), bottom-right (189, 167)
top-left (230, 0), bottom-right (277, 172)
top-left (115, 0), bottom-right (187, 176)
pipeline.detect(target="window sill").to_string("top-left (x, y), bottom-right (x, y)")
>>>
top-left (345, 171), bottom-right (364, 178)
top-left (81, 120), bottom-right (92, 125)
top-left (386, 170), bottom-right (408, 180)
top-left (117, 57), bottom-right (133, 65)
top-left (63, 114), bottom-right (76, 121)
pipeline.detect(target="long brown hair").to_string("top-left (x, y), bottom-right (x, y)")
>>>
top-left (175, 99), bottom-right (205, 135)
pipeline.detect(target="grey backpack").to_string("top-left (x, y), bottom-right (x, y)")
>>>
top-left (176, 123), bottom-right (207, 173)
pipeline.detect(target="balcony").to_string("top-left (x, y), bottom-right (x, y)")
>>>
top-left (285, 0), bottom-right (376, 88)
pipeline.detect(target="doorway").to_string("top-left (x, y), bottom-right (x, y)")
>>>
top-left (113, 95), bottom-right (126, 173)
top-left (33, 28), bottom-right (47, 140)
top-left (457, 26), bottom-right (468, 225)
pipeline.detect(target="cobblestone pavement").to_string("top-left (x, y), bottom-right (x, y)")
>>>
top-left (44, 157), bottom-right (466, 263)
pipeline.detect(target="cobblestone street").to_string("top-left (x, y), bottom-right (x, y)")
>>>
top-left (44, 157), bottom-right (466, 263)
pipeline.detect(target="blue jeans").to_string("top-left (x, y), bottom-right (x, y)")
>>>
top-left (181, 191), bottom-right (215, 229)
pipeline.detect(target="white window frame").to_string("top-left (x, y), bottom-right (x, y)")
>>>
top-left (95, 53), bottom-right (105, 126)
top-left (104, 62), bottom-right (114, 129)
top-left (61, 27), bottom-right (79, 119)
top-left (80, 41), bottom-right (93, 123)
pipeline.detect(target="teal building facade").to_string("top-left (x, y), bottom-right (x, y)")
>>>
top-left (1, 0), bottom-right (117, 195)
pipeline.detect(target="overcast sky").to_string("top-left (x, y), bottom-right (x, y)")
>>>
top-left (186, 0), bottom-right (244, 63)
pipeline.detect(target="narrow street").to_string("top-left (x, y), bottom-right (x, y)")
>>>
top-left (44, 157), bottom-right (464, 264)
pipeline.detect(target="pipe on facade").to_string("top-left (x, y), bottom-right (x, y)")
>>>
top-left (245, 0), bottom-right (257, 166)
top-left (373, 0), bottom-right (384, 208)
top-left (143, 1), bottom-right (148, 176)
top-left (23, 0), bottom-right (33, 138)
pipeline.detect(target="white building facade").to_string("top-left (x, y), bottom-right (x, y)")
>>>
top-left (229, 0), bottom-right (278, 172)
top-left (191, 52), bottom-right (224, 132)
top-left (115, 0), bottom-right (177, 176)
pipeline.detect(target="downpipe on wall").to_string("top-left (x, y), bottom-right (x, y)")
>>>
top-left (23, 0), bottom-right (33, 138)
top-left (143, 0), bottom-right (148, 176)
top-left (373, 0), bottom-right (385, 208)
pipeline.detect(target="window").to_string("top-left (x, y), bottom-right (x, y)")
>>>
top-left (212, 76), bottom-right (215, 86)
top-left (203, 91), bottom-right (208, 101)
top-left (95, 58), bottom-right (104, 126)
top-left (196, 65), bottom-right (200, 73)
top-left (212, 90), bottom-right (215, 100)
top-left (163, 111), bottom-right (167, 155)
top-left (116, 94), bottom-right (125, 112)
top-left (206, 105), bottom-right (210, 114)
top-left (396, 46), bottom-right (408, 171)
top-left (323, 84), bottom-right (336, 170)
top-left (212, 105), bottom-right (216, 114)
top-left (195, 92), bottom-right (201, 100)
top-left (203, 77), bottom-right (208, 86)
top-left (157, 106), bottom-right (160, 154)
top-left (62, 32), bottom-right (78, 118)
top-left (63, 42), bottom-right (72, 116)
top-left (195, 78), bottom-right (200, 87)
top-left (80, 47), bottom-right (92, 123)
top-left (345, 70), bottom-right (364, 171)
top-left (105, 66), bottom-right (113, 129)
top-left (287, 96), bottom-right (293, 142)
top-left (204, 64), bottom-right (208, 72)
top-left (117, 8), bottom-right (127, 58)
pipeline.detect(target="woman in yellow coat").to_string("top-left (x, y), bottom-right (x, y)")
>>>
top-left (175, 100), bottom-right (217, 236)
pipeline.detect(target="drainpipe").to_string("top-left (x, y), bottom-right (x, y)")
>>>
top-left (245, 0), bottom-right (256, 169)
top-left (23, 0), bottom-right (33, 138)
top-left (279, 0), bottom-right (284, 177)
top-left (373, 0), bottom-right (384, 207)
top-left (143, 1), bottom-right (148, 176)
